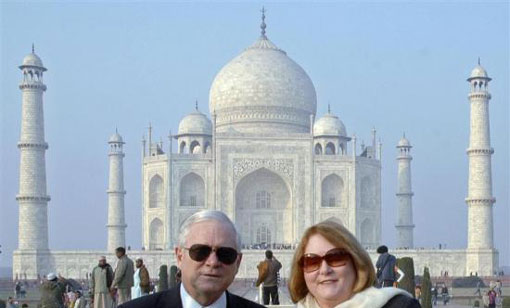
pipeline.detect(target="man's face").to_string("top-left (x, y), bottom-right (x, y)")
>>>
top-left (136, 260), bottom-right (142, 268)
top-left (99, 259), bottom-right (106, 267)
top-left (175, 220), bottom-right (242, 305)
top-left (115, 251), bottom-right (123, 259)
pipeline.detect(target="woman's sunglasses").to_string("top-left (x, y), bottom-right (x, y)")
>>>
top-left (298, 248), bottom-right (351, 273)
top-left (183, 244), bottom-right (239, 265)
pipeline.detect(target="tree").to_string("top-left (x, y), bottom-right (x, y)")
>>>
top-left (396, 257), bottom-right (416, 296)
top-left (158, 265), bottom-right (169, 291)
top-left (421, 267), bottom-right (432, 308)
top-left (169, 265), bottom-right (178, 288)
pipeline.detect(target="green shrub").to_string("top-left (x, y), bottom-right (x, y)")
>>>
top-left (158, 265), bottom-right (169, 291)
top-left (396, 257), bottom-right (416, 297)
top-left (421, 267), bottom-right (432, 308)
top-left (473, 299), bottom-right (480, 307)
top-left (452, 276), bottom-right (485, 288)
top-left (169, 265), bottom-right (178, 288)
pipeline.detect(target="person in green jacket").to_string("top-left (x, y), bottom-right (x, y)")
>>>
top-left (39, 273), bottom-right (69, 308)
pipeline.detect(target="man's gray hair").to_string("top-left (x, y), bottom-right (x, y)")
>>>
top-left (178, 210), bottom-right (242, 251)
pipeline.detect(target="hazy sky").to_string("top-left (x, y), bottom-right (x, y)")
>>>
top-left (1, 1), bottom-right (508, 269)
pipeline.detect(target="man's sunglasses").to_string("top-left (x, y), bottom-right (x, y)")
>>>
top-left (298, 248), bottom-right (351, 273)
top-left (183, 244), bottom-right (239, 265)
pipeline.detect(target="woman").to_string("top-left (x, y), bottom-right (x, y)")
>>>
top-left (289, 220), bottom-right (420, 308)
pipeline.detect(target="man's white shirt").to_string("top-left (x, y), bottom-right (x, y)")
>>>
top-left (180, 283), bottom-right (227, 308)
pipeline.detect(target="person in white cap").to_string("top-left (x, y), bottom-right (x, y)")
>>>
top-left (90, 256), bottom-right (114, 308)
top-left (131, 257), bottom-right (150, 300)
top-left (39, 272), bottom-right (69, 308)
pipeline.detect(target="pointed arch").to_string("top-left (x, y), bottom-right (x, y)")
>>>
top-left (180, 172), bottom-right (205, 207)
top-left (190, 140), bottom-right (201, 154)
top-left (360, 176), bottom-right (374, 209)
top-left (360, 218), bottom-right (374, 247)
top-left (149, 218), bottom-right (164, 250)
top-left (149, 175), bottom-right (164, 208)
top-left (321, 173), bottom-right (344, 207)
top-left (315, 143), bottom-right (323, 155)
top-left (325, 142), bottom-right (336, 155)
top-left (179, 141), bottom-right (187, 154)
top-left (235, 168), bottom-right (292, 245)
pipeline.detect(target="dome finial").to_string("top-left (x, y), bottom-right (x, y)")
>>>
top-left (478, 57), bottom-right (481, 65)
top-left (32, 43), bottom-right (35, 54)
top-left (195, 99), bottom-right (199, 111)
top-left (260, 6), bottom-right (267, 38)
top-left (328, 103), bottom-right (331, 114)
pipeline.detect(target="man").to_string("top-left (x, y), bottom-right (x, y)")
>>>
top-left (112, 247), bottom-right (135, 305)
top-left (119, 210), bottom-right (264, 308)
top-left (90, 256), bottom-right (114, 308)
top-left (39, 273), bottom-right (69, 308)
top-left (256, 250), bottom-right (282, 305)
top-left (74, 290), bottom-right (87, 308)
top-left (131, 257), bottom-right (150, 299)
top-left (375, 245), bottom-right (397, 287)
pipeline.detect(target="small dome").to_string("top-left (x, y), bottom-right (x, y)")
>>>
top-left (468, 65), bottom-right (490, 81)
top-left (314, 113), bottom-right (347, 137)
top-left (21, 53), bottom-right (45, 69)
top-left (109, 132), bottom-right (124, 143)
top-left (177, 110), bottom-right (212, 136)
top-left (397, 136), bottom-right (411, 147)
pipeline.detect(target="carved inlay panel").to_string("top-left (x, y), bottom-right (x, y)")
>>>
top-left (233, 158), bottom-right (293, 181)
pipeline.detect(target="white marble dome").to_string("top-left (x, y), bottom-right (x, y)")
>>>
top-left (209, 35), bottom-right (317, 133)
top-left (397, 136), bottom-right (411, 147)
top-left (20, 52), bottom-right (45, 69)
top-left (109, 132), bottom-right (124, 143)
top-left (314, 113), bottom-right (346, 137)
top-left (468, 65), bottom-right (490, 80)
top-left (177, 110), bottom-right (212, 136)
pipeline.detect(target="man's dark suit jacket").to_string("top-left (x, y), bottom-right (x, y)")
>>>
top-left (118, 284), bottom-right (265, 308)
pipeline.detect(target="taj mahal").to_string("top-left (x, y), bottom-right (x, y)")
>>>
top-left (13, 12), bottom-right (499, 279)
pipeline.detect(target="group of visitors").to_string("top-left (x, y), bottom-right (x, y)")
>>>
top-left (15, 209), bottom-right (425, 307)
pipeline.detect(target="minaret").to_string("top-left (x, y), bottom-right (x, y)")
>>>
top-left (466, 61), bottom-right (495, 250)
top-left (107, 130), bottom-right (127, 252)
top-left (395, 134), bottom-right (414, 248)
top-left (17, 46), bottom-right (50, 251)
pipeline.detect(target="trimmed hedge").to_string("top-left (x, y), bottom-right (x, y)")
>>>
top-left (396, 257), bottom-right (416, 297)
top-left (169, 265), bottom-right (179, 288)
top-left (421, 267), bottom-right (432, 308)
top-left (159, 265), bottom-right (169, 291)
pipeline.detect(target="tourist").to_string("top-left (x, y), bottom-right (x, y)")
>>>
top-left (90, 256), bottom-right (114, 308)
top-left (375, 245), bottom-right (398, 287)
top-left (111, 247), bottom-right (135, 305)
top-left (441, 285), bottom-right (449, 305)
top-left (431, 286), bottom-right (438, 305)
top-left (118, 210), bottom-right (264, 308)
top-left (14, 282), bottom-right (21, 299)
top-left (256, 249), bottom-right (282, 305)
top-left (131, 257), bottom-right (150, 299)
top-left (487, 288), bottom-right (497, 308)
top-left (73, 291), bottom-right (87, 308)
top-left (288, 220), bottom-right (419, 307)
top-left (39, 273), bottom-right (69, 308)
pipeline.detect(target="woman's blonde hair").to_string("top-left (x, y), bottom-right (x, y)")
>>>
top-left (288, 219), bottom-right (376, 303)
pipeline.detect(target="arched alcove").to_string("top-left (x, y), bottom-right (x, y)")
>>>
top-left (235, 168), bottom-right (292, 246)
top-left (325, 142), bottom-right (335, 155)
top-left (360, 218), bottom-right (374, 247)
top-left (314, 143), bottom-right (323, 155)
top-left (180, 172), bottom-right (205, 207)
top-left (149, 218), bottom-right (164, 250)
top-left (360, 176), bottom-right (374, 209)
top-left (321, 174), bottom-right (344, 207)
top-left (149, 175), bottom-right (164, 208)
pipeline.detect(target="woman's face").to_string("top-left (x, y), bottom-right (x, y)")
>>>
top-left (303, 233), bottom-right (356, 308)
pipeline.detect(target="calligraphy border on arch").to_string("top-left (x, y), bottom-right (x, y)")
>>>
top-left (233, 158), bottom-right (294, 182)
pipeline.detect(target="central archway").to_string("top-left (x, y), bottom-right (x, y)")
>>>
top-left (235, 168), bottom-right (292, 247)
